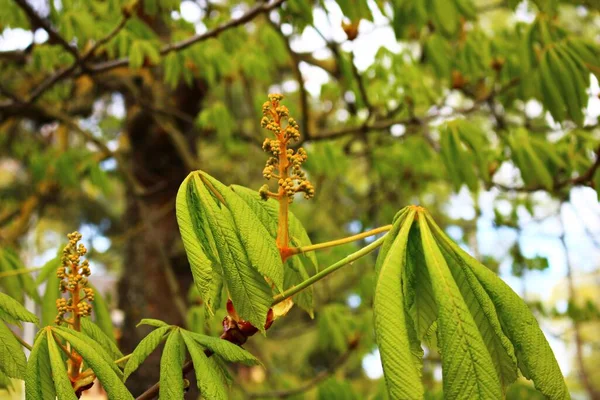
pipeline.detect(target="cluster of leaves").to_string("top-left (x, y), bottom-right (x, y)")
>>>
top-left (176, 170), bottom-right (317, 329)
top-left (124, 320), bottom-right (259, 400)
top-left (373, 206), bottom-right (568, 399)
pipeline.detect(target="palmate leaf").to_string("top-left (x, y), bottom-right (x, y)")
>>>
top-left (426, 214), bottom-right (570, 399)
top-left (232, 184), bottom-right (317, 316)
top-left (177, 172), bottom-right (283, 329)
top-left (53, 327), bottom-right (133, 399)
top-left (374, 206), bottom-right (568, 399)
top-left (181, 330), bottom-right (228, 400)
top-left (373, 208), bottom-right (424, 399)
top-left (2, 248), bottom-right (41, 303)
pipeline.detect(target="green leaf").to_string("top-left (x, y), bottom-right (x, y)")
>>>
top-left (26, 331), bottom-right (56, 400)
top-left (0, 247), bottom-right (41, 303)
top-left (159, 330), bottom-right (185, 400)
top-left (547, 48), bottom-right (584, 125)
top-left (200, 173), bottom-right (283, 291)
top-left (318, 377), bottom-right (358, 400)
top-left (183, 173), bottom-right (273, 331)
top-left (0, 369), bottom-right (13, 392)
top-left (124, 325), bottom-right (172, 380)
top-left (431, 220), bottom-right (518, 388)
top-left (89, 284), bottom-right (114, 339)
top-left (181, 330), bottom-right (228, 400)
top-left (80, 319), bottom-right (124, 360)
top-left (0, 322), bottom-right (27, 379)
top-left (42, 279), bottom-right (60, 327)
top-left (53, 327), bottom-right (133, 399)
top-left (539, 50), bottom-right (566, 123)
top-left (176, 174), bottom-right (222, 314)
top-left (47, 330), bottom-right (78, 400)
top-left (0, 292), bottom-right (38, 324)
top-left (182, 330), bottom-right (259, 365)
top-left (404, 225), bottom-right (437, 341)
top-left (373, 208), bottom-right (423, 399)
top-left (427, 216), bottom-right (570, 399)
top-left (230, 185), bottom-right (316, 317)
top-left (137, 318), bottom-right (169, 328)
top-left (0, 249), bottom-right (23, 302)
top-left (419, 216), bottom-right (503, 399)
top-left (35, 253), bottom-right (61, 284)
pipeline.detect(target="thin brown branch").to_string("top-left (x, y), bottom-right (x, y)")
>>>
top-left (558, 209), bottom-right (600, 400)
top-left (90, 0), bottom-right (288, 74)
top-left (14, 0), bottom-right (79, 59)
top-left (247, 342), bottom-right (356, 399)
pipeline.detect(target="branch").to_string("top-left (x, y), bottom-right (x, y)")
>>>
top-left (90, 0), bottom-right (288, 74)
top-left (288, 224), bottom-right (392, 255)
top-left (14, 0), bottom-right (79, 59)
top-left (273, 234), bottom-right (387, 306)
top-left (247, 342), bottom-right (357, 399)
top-left (305, 77), bottom-right (520, 144)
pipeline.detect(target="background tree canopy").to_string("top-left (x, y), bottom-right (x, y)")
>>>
top-left (0, 0), bottom-right (599, 398)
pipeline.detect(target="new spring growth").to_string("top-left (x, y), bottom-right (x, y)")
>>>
top-left (258, 94), bottom-right (315, 202)
top-left (55, 231), bottom-right (94, 325)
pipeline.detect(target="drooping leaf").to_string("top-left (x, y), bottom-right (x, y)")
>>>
top-left (426, 215), bottom-right (570, 399)
top-left (42, 279), bottom-right (60, 327)
top-left (182, 173), bottom-right (273, 331)
top-left (89, 284), bottom-right (114, 339)
top-left (0, 322), bottom-right (27, 379)
top-left (432, 222), bottom-right (518, 388)
top-left (159, 330), bottom-right (185, 400)
top-left (181, 330), bottom-right (228, 400)
top-left (26, 331), bottom-right (56, 400)
top-left (46, 330), bottom-right (78, 400)
top-left (419, 215), bottom-right (503, 399)
top-left (200, 173), bottom-right (283, 291)
top-left (373, 208), bottom-right (423, 399)
top-left (137, 318), bottom-right (169, 328)
top-left (183, 329), bottom-right (259, 365)
top-left (0, 291), bottom-right (38, 325)
top-left (404, 225), bottom-right (437, 341)
top-left (176, 173), bottom-right (222, 314)
top-left (80, 319), bottom-right (124, 360)
top-left (124, 325), bottom-right (172, 380)
top-left (53, 327), bottom-right (133, 399)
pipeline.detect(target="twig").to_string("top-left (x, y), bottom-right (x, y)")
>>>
top-left (247, 344), bottom-right (356, 399)
top-left (14, 0), bottom-right (79, 59)
top-left (558, 208), bottom-right (600, 400)
top-left (273, 234), bottom-right (387, 306)
top-left (90, 0), bottom-right (288, 74)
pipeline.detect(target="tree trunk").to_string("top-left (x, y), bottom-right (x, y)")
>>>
top-left (117, 81), bottom-right (204, 396)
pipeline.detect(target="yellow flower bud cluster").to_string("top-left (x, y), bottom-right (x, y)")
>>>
top-left (259, 94), bottom-right (315, 202)
top-left (55, 231), bottom-right (94, 325)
